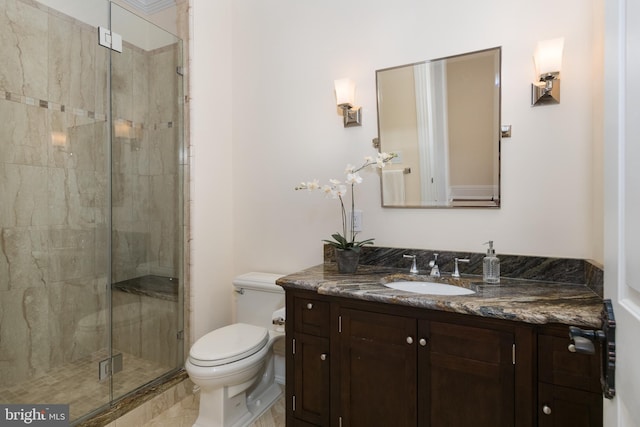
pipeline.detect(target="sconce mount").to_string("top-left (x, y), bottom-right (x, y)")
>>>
top-left (531, 72), bottom-right (560, 106)
top-left (339, 104), bottom-right (362, 127)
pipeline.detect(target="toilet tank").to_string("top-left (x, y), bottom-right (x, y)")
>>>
top-left (233, 272), bottom-right (285, 328)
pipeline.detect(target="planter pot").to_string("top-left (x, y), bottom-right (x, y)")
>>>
top-left (335, 248), bottom-right (360, 274)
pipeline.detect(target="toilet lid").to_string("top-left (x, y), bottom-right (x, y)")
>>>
top-left (189, 323), bottom-right (269, 367)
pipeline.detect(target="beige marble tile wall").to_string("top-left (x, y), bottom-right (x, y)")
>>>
top-left (111, 41), bottom-right (181, 283)
top-left (148, 46), bottom-right (182, 278)
top-left (110, 290), bottom-right (179, 381)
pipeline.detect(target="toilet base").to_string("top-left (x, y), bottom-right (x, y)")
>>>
top-left (192, 382), bottom-right (282, 427)
top-left (246, 382), bottom-right (283, 425)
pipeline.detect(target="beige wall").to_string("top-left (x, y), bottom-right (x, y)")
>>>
top-left (189, 0), bottom-right (604, 338)
top-left (190, 0), bottom-right (235, 340)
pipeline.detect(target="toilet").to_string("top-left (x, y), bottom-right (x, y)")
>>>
top-left (185, 272), bottom-right (286, 427)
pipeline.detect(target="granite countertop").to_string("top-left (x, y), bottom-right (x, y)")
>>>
top-left (276, 263), bottom-right (603, 328)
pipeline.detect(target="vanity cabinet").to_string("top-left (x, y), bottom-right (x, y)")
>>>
top-left (286, 289), bottom-right (534, 427)
top-left (536, 325), bottom-right (602, 427)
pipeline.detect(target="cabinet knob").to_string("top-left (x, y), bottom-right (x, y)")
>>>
top-left (543, 405), bottom-right (552, 415)
top-left (419, 338), bottom-right (427, 346)
top-left (320, 353), bottom-right (327, 361)
top-left (406, 336), bottom-right (414, 344)
top-left (568, 343), bottom-right (576, 353)
top-left (306, 302), bottom-right (313, 310)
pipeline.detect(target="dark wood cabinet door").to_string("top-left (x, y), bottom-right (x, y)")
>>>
top-left (538, 383), bottom-right (603, 427)
top-left (339, 308), bottom-right (417, 427)
top-left (538, 331), bottom-right (601, 393)
top-left (422, 320), bottom-right (515, 427)
top-left (292, 332), bottom-right (331, 426)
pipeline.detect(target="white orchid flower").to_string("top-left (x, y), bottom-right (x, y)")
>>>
top-left (307, 179), bottom-right (320, 190)
top-left (321, 185), bottom-right (333, 196)
top-left (345, 164), bottom-right (355, 173)
top-left (376, 152), bottom-right (396, 168)
top-left (346, 172), bottom-right (363, 185)
top-left (364, 156), bottom-right (373, 163)
top-left (329, 178), bottom-right (341, 185)
top-left (336, 185), bottom-right (347, 197)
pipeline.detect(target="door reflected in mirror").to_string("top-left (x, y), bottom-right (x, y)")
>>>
top-left (376, 47), bottom-right (501, 208)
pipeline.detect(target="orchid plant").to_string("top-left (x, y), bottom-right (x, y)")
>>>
top-left (295, 152), bottom-right (397, 251)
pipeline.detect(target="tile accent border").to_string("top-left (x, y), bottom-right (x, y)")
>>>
top-left (3, 88), bottom-right (175, 132)
top-left (3, 88), bottom-right (106, 121)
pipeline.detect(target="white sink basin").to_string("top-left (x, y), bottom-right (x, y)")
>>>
top-left (384, 281), bottom-right (475, 296)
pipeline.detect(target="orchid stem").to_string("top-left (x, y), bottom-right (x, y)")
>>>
top-left (350, 183), bottom-right (355, 243)
top-left (339, 196), bottom-right (347, 244)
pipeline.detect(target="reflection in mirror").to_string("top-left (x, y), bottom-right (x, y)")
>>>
top-left (376, 47), bottom-right (501, 208)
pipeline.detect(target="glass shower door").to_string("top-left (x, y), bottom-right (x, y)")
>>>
top-left (1, 0), bottom-right (184, 423)
top-left (108, 2), bottom-right (184, 400)
top-left (0, 0), bottom-right (112, 421)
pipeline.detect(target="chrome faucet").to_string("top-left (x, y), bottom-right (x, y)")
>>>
top-left (403, 254), bottom-right (418, 274)
top-left (452, 258), bottom-right (470, 279)
top-left (428, 253), bottom-right (440, 277)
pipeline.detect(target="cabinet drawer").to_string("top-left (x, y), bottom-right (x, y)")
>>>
top-left (429, 321), bottom-right (513, 365)
top-left (293, 296), bottom-right (330, 337)
top-left (538, 331), bottom-right (601, 393)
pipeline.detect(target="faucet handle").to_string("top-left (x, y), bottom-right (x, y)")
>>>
top-left (429, 253), bottom-right (440, 277)
top-left (428, 253), bottom-right (439, 268)
top-left (403, 254), bottom-right (418, 274)
top-left (452, 257), bottom-right (470, 278)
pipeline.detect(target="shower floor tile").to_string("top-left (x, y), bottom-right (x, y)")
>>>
top-left (0, 349), bottom-right (172, 422)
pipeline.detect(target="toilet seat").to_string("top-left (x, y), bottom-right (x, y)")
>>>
top-left (189, 323), bottom-right (269, 367)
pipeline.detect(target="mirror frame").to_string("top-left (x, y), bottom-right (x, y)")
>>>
top-left (375, 47), bottom-right (502, 209)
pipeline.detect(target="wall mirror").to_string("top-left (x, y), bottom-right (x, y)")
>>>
top-left (376, 47), bottom-right (501, 208)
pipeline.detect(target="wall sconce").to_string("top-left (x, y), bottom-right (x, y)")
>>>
top-left (114, 119), bottom-right (134, 139)
top-left (334, 78), bottom-right (362, 127)
top-left (531, 37), bottom-right (564, 106)
top-left (50, 131), bottom-right (68, 147)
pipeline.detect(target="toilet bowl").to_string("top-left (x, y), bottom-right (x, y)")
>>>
top-left (185, 272), bottom-right (285, 427)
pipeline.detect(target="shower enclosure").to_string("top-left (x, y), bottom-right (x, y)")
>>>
top-left (0, 0), bottom-right (185, 423)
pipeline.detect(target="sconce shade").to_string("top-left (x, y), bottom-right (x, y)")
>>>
top-left (334, 77), bottom-right (361, 127)
top-left (533, 37), bottom-right (564, 77)
top-left (334, 78), bottom-right (356, 107)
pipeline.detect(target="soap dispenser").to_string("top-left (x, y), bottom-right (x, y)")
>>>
top-left (483, 241), bottom-right (500, 283)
